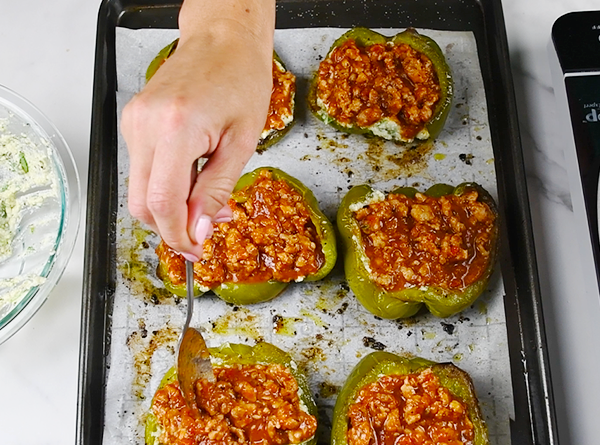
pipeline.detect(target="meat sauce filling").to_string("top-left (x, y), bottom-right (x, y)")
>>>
top-left (317, 39), bottom-right (441, 140)
top-left (347, 369), bottom-right (475, 445)
top-left (354, 190), bottom-right (495, 291)
top-left (265, 60), bottom-right (296, 134)
top-left (157, 170), bottom-right (324, 288)
top-left (152, 363), bottom-right (317, 445)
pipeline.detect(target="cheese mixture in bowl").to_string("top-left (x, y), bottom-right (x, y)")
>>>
top-left (0, 85), bottom-right (80, 344)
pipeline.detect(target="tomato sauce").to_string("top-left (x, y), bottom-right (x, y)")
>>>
top-left (152, 363), bottom-right (317, 445)
top-left (317, 39), bottom-right (441, 140)
top-left (347, 369), bottom-right (475, 445)
top-left (265, 60), bottom-right (296, 133)
top-left (157, 170), bottom-right (324, 288)
top-left (354, 190), bottom-right (495, 291)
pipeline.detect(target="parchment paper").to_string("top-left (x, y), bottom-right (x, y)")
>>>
top-left (105, 27), bottom-right (514, 444)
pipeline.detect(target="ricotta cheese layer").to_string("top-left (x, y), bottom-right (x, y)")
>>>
top-left (0, 117), bottom-right (59, 315)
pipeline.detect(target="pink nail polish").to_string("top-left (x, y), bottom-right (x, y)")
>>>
top-left (182, 252), bottom-right (199, 262)
top-left (195, 215), bottom-right (214, 244)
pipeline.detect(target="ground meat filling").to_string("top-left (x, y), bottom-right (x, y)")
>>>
top-left (354, 190), bottom-right (495, 291)
top-left (264, 60), bottom-right (296, 134)
top-left (347, 369), bottom-right (475, 445)
top-left (316, 39), bottom-right (441, 140)
top-left (157, 170), bottom-right (324, 288)
top-left (152, 364), bottom-right (317, 445)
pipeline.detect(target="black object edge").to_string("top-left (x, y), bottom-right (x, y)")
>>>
top-left (552, 10), bottom-right (600, 74)
top-left (481, 2), bottom-right (559, 445)
top-left (77, 1), bottom-right (119, 444)
top-left (77, 1), bottom-right (558, 444)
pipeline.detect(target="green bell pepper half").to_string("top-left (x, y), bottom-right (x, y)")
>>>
top-left (156, 259), bottom-right (289, 305)
top-left (257, 52), bottom-right (297, 151)
top-left (308, 27), bottom-right (453, 143)
top-left (331, 351), bottom-right (488, 445)
top-left (146, 342), bottom-right (318, 445)
top-left (145, 39), bottom-right (179, 82)
top-left (337, 182), bottom-right (498, 319)
top-left (146, 39), bottom-right (295, 150)
top-left (157, 167), bottom-right (337, 305)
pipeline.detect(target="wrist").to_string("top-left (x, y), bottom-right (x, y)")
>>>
top-left (178, 0), bottom-right (275, 48)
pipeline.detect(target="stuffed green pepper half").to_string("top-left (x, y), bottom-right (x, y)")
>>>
top-left (308, 27), bottom-right (453, 143)
top-left (337, 183), bottom-right (498, 319)
top-left (146, 39), bottom-right (296, 150)
top-left (331, 351), bottom-right (489, 445)
top-left (157, 167), bottom-right (337, 304)
top-left (146, 342), bottom-right (318, 445)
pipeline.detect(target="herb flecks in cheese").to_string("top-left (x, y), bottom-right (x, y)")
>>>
top-left (0, 117), bottom-right (59, 313)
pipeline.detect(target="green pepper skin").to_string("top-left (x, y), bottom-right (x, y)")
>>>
top-left (337, 183), bottom-right (498, 319)
top-left (308, 27), bottom-right (453, 143)
top-left (146, 40), bottom-right (295, 150)
top-left (212, 167), bottom-right (337, 304)
top-left (156, 258), bottom-right (211, 299)
top-left (145, 39), bottom-right (179, 83)
top-left (156, 244), bottom-right (291, 305)
top-left (257, 52), bottom-right (296, 152)
top-left (146, 342), bottom-right (318, 445)
top-left (156, 258), bottom-right (290, 305)
top-left (331, 351), bottom-right (488, 445)
top-left (157, 167), bottom-right (337, 305)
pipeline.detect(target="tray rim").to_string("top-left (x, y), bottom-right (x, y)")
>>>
top-left (77, 1), bottom-right (559, 444)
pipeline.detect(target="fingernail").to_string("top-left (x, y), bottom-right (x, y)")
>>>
top-left (214, 205), bottom-right (233, 223)
top-left (195, 215), bottom-right (214, 244)
top-left (182, 252), bottom-right (199, 262)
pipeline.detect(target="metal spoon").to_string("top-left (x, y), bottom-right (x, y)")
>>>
top-left (177, 162), bottom-right (215, 412)
top-left (177, 259), bottom-right (215, 413)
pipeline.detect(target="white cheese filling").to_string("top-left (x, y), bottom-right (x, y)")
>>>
top-left (348, 189), bottom-right (387, 275)
top-left (0, 117), bottom-right (59, 314)
top-left (316, 96), bottom-right (431, 142)
top-left (260, 59), bottom-right (295, 142)
top-left (260, 92), bottom-right (295, 142)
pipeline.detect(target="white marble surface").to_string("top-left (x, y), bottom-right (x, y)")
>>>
top-left (0, 0), bottom-right (599, 444)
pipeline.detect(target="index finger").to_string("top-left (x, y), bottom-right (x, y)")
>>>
top-left (147, 131), bottom-right (209, 257)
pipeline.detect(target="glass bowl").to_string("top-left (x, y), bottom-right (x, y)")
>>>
top-left (0, 84), bottom-right (80, 344)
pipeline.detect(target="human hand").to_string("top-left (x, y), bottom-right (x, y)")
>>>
top-left (121, 1), bottom-right (275, 261)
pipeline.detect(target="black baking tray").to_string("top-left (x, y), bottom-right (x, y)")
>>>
top-left (78, 0), bottom-right (558, 444)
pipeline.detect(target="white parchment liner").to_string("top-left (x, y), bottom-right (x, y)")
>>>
top-left (105, 27), bottom-right (514, 444)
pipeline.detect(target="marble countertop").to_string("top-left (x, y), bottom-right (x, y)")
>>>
top-left (1, 1), bottom-right (599, 444)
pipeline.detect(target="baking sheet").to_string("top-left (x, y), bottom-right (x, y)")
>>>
top-left (104, 26), bottom-right (513, 444)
